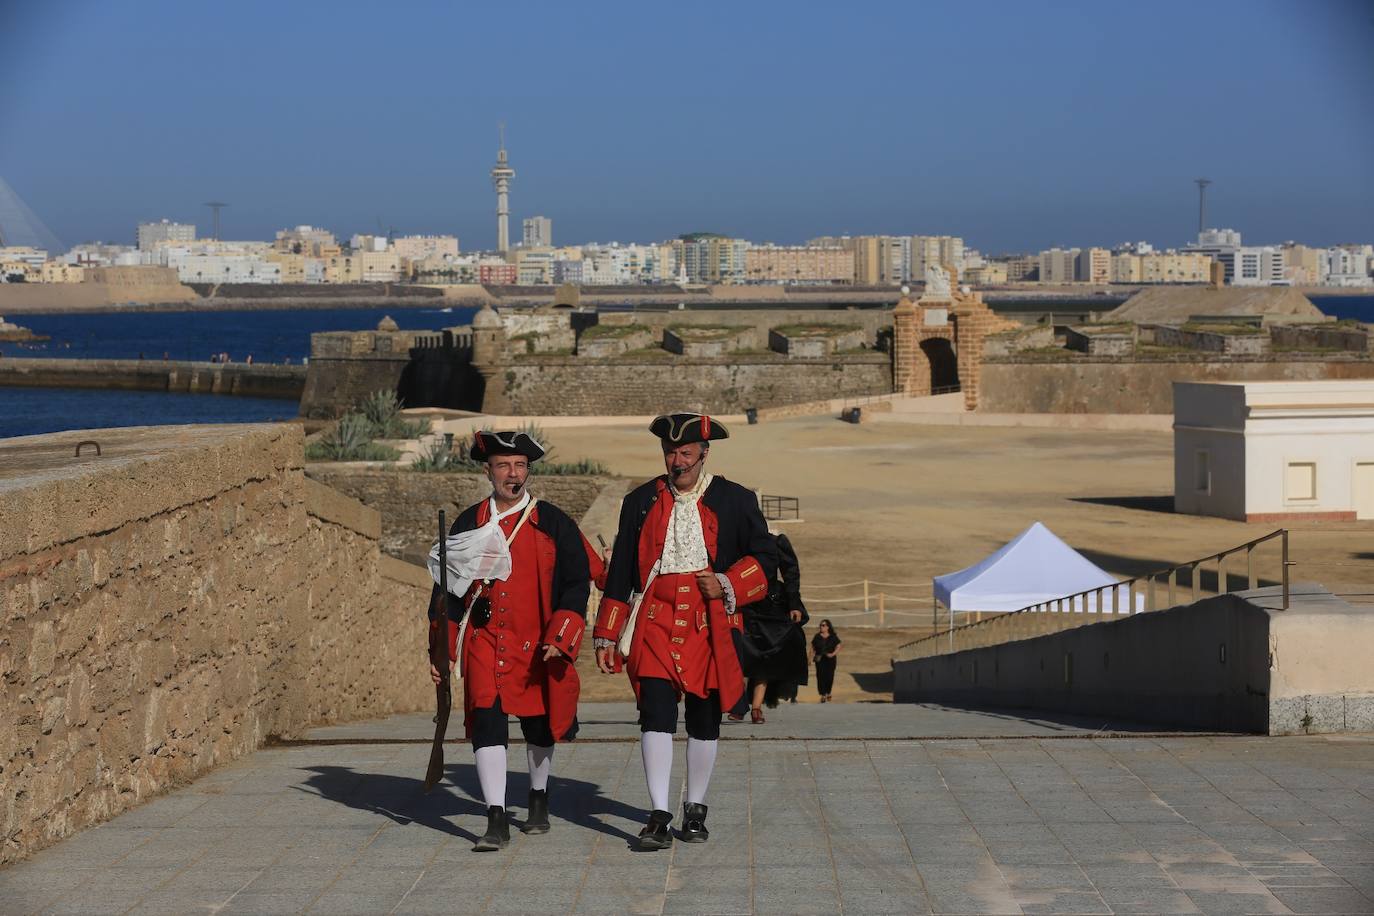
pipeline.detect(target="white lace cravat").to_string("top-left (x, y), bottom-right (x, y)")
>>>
top-left (659, 473), bottom-right (712, 574)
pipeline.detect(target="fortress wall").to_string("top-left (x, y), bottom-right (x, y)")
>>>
top-left (0, 358), bottom-right (306, 400)
top-left (500, 355), bottom-right (893, 415)
top-left (0, 425), bottom-right (431, 864)
top-left (304, 466), bottom-right (610, 565)
top-left (0, 280), bottom-right (195, 312)
top-left (979, 358), bottom-right (1374, 414)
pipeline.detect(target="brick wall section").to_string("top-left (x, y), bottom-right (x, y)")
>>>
top-left (303, 466), bottom-right (610, 564)
top-left (0, 425), bottom-right (432, 865)
top-left (501, 355), bottom-right (892, 415)
top-left (979, 357), bottom-right (1374, 413)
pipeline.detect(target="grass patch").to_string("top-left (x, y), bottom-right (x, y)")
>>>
top-left (668, 325), bottom-right (740, 340)
top-left (580, 324), bottom-right (641, 339)
top-left (772, 323), bottom-right (860, 337)
top-left (1180, 322), bottom-right (1266, 336)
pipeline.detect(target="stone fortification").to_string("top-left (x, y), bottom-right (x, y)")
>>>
top-left (1108, 285), bottom-right (1324, 324)
top-left (300, 305), bottom-right (895, 418)
top-left (0, 358), bottom-right (306, 400)
top-left (304, 466), bottom-right (610, 564)
top-left (0, 424), bottom-right (432, 864)
top-left (980, 355), bottom-right (1374, 414)
top-left (0, 267), bottom-right (195, 313)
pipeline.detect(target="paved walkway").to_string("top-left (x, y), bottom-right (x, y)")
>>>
top-left (3, 705), bottom-right (1373, 915)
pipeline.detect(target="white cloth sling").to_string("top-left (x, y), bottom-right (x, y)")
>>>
top-left (427, 492), bottom-right (537, 677)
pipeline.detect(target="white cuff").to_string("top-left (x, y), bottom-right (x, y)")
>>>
top-left (716, 573), bottom-right (737, 614)
top-left (593, 637), bottom-right (616, 650)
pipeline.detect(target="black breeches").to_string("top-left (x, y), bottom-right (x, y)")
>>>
top-left (470, 697), bottom-right (555, 750)
top-left (637, 677), bottom-right (722, 740)
top-left (815, 657), bottom-right (837, 695)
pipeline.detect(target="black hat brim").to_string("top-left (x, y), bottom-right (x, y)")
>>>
top-left (470, 430), bottom-right (545, 463)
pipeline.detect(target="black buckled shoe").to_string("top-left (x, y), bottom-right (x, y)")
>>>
top-left (637, 809), bottom-right (674, 851)
top-left (522, 789), bottom-right (550, 835)
top-left (680, 802), bottom-right (709, 843)
top-left (473, 805), bottom-right (510, 851)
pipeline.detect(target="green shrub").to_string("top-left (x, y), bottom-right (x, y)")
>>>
top-left (360, 389), bottom-right (430, 439)
top-left (306, 413), bottom-right (402, 462)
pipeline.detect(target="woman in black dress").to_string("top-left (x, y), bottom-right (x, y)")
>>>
top-left (811, 619), bottom-right (842, 702)
top-left (729, 533), bottom-right (809, 723)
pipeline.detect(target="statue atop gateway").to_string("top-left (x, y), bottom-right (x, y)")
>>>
top-left (922, 262), bottom-right (952, 299)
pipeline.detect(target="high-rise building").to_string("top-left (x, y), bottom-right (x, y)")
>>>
top-left (673, 234), bottom-right (748, 283)
top-left (1075, 247), bottom-right (1110, 284)
top-left (490, 127), bottom-right (515, 253)
top-left (743, 245), bottom-right (855, 284)
top-left (1037, 248), bottom-right (1080, 283)
top-left (522, 216), bottom-right (552, 249)
top-left (392, 235), bottom-right (459, 261)
top-left (911, 235), bottom-right (964, 280)
top-left (137, 219), bottom-right (196, 251)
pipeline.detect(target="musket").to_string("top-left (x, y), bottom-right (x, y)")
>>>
top-left (423, 509), bottom-right (451, 791)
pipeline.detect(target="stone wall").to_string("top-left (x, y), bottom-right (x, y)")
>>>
top-left (979, 357), bottom-right (1374, 414)
top-left (495, 354), bottom-right (892, 415)
top-left (303, 466), bottom-right (610, 564)
top-left (0, 424), bottom-right (432, 865)
top-left (0, 358), bottom-right (306, 400)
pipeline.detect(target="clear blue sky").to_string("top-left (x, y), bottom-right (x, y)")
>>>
top-left (3, 0), bottom-right (1371, 253)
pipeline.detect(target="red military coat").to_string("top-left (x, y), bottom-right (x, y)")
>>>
top-left (593, 476), bottom-right (775, 713)
top-left (429, 498), bottom-right (597, 743)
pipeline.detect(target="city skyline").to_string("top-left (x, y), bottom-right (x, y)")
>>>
top-left (3, 0), bottom-right (1372, 251)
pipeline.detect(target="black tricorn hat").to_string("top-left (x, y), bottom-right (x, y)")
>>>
top-left (470, 429), bottom-right (545, 463)
top-left (650, 412), bottom-right (729, 445)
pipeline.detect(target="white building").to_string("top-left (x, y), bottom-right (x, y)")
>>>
top-left (1187, 229), bottom-right (1285, 286)
top-left (522, 216), bottom-right (552, 249)
top-left (170, 253), bottom-right (281, 284)
top-left (1323, 246), bottom-right (1374, 287)
top-left (137, 219), bottom-right (196, 251)
top-left (1174, 381), bottom-right (1374, 522)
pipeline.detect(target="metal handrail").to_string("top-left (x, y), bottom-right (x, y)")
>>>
top-left (899, 529), bottom-right (1291, 657)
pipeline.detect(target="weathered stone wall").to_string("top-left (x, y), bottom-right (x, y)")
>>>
top-left (0, 358), bottom-right (305, 400)
top-left (303, 466), bottom-right (610, 564)
top-left (500, 355), bottom-right (892, 415)
top-left (0, 425), bottom-right (432, 865)
top-left (979, 357), bottom-right (1374, 414)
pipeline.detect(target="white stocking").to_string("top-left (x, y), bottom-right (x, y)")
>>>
top-left (640, 731), bottom-right (674, 812)
top-left (474, 745), bottom-right (507, 809)
top-left (527, 744), bottom-right (553, 792)
top-left (685, 738), bottom-right (718, 805)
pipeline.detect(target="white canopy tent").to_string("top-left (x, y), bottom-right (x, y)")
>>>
top-left (934, 521), bottom-right (1141, 615)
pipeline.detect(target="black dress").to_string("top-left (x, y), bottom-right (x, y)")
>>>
top-left (812, 633), bottom-right (840, 696)
top-left (738, 534), bottom-right (810, 686)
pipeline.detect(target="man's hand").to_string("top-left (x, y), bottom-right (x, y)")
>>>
top-left (429, 659), bottom-right (455, 685)
top-left (541, 644), bottom-right (565, 661)
top-left (696, 569), bottom-right (724, 600)
top-left (789, 609), bottom-right (803, 623)
top-left (595, 644), bottom-right (619, 674)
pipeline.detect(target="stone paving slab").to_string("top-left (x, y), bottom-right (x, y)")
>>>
top-left (296, 701), bottom-right (1220, 744)
top-left (2, 706), bottom-right (1373, 915)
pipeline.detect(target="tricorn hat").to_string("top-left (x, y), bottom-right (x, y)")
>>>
top-left (649, 412), bottom-right (729, 445)
top-left (470, 429), bottom-right (545, 463)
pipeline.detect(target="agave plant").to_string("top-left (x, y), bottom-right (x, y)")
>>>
top-left (360, 389), bottom-right (429, 439)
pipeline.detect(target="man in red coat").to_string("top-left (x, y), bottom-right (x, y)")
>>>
top-left (594, 413), bottom-right (776, 849)
top-left (428, 430), bottom-right (599, 851)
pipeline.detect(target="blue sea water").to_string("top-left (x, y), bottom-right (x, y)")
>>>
top-left (0, 305), bottom-right (477, 438)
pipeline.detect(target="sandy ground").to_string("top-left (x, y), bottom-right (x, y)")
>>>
top-left (532, 415), bottom-right (1373, 703)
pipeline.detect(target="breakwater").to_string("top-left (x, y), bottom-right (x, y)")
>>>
top-left (0, 358), bottom-right (306, 399)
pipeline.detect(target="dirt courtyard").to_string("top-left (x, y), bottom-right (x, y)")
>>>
top-left (537, 415), bottom-right (1372, 705)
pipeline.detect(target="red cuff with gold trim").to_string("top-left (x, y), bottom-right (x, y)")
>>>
top-left (542, 609), bottom-right (586, 661)
top-left (592, 597), bottom-right (631, 642)
top-left (725, 556), bottom-right (769, 608)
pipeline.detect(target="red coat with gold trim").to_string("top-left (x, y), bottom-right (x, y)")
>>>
top-left (428, 498), bottom-right (594, 742)
top-left (593, 475), bottom-right (776, 712)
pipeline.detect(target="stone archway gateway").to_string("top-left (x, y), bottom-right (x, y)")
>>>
top-left (892, 266), bottom-right (1018, 410)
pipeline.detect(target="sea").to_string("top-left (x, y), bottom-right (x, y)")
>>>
top-left (0, 305), bottom-right (477, 439)
top-left (0, 296), bottom-right (1370, 440)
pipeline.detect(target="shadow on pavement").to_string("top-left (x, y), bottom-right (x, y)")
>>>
top-left (296, 762), bottom-right (644, 847)
top-left (850, 670), bottom-right (894, 694)
top-left (906, 701), bottom-right (1230, 735)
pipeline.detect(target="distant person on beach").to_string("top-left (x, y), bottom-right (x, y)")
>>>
top-left (730, 532), bottom-right (808, 723)
top-left (812, 620), bottom-right (842, 702)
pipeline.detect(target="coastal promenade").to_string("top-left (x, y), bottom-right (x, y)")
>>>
top-left (0, 358), bottom-right (305, 399)
top-left (2, 704), bottom-right (1372, 915)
